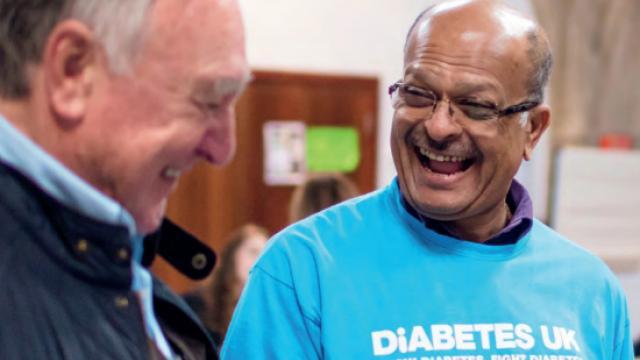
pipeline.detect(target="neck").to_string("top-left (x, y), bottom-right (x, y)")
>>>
top-left (0, 98), bottom-right (33, 135)
top-left (441, 201), bottom-right (511, 243)
top-left (0, 96), bottom-right (83, 177)
top-left (0, 95), bottom-right (60, 152)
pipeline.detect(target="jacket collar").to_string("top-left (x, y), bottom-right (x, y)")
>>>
top-left (1, 163), bottom-right (215, 283)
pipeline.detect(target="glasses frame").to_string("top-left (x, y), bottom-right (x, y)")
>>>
top-left (388, 81), bottom-right (540, 121)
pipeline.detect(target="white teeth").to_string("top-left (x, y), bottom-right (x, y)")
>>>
top-left (161, 167), bottom-right (181, 180)
top-left (418, 148), bottom-right (467, 163)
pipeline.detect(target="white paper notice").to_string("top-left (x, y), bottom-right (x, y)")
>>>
top-left (263, 121), bottom-right (306, 186)
top-left (552, 146), bottom-right (640, 272)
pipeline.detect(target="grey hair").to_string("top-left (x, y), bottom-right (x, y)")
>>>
top-left (0, 0), bottom-right (154, 98)
top-left (525, 28), bottom-right (553, 103)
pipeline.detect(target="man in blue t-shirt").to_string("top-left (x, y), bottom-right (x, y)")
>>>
top-left (222, 1), bottom-right (633, 359)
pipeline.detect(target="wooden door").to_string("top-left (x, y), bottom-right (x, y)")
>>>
top-left (153, 70), bottom-right (379, 293)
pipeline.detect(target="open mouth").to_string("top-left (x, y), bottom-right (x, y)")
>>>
top-left (161, 167), bottom-right (181, 181)
top-left (414, 146), bottom-right (475, 175)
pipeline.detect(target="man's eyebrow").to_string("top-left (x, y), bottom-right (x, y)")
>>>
top-left (192, 72), bottom-right (253, 100)
top-left (404, 66), bottom-right (501, 96)
top-left (452, 82), bottom-right (500, 95)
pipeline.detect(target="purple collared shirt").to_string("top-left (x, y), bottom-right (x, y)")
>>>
top-left (402, 179), bottom-right (533, 245)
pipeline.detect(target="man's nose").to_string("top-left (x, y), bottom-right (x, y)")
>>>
top-left (196, 109), bottom-right (237, 165)
top-left (423, 99), bottom-right (462, 144)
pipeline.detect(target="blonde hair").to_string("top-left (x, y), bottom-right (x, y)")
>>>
top-left (202, 224), bottom-right (269, 339)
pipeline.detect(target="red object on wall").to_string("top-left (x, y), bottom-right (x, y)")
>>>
top-left (598, 133), bottom-right (634, 149)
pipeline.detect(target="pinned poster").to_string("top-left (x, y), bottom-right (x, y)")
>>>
top-left (263, 121), bottom-right (306, 186)
top-left (306, 126), bottom-right (360, 172)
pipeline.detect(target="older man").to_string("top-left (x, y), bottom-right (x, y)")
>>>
top-left (0, 0), bottom-right (249, 359)
top-left (222, 1), bottom-right (632, 359)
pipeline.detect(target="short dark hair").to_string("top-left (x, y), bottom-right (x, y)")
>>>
top-left (0, 0), bottom-right (68, 98)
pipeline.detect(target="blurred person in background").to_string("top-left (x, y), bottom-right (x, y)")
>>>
top-left (222, 1), bottom-right (632, 358)
top-left (0, 0), bottom-right (249, 359)
top-left (288, 172), bottom-right (359, 223)
top-left (185, 224), bottom-right (269, 347)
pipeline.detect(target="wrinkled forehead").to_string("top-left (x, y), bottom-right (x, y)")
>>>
top-left (145, 0), bottom-right (245, 52)
top-left (405, 2), bottom-right (534, 65)
top-left (404, 4), bottom-right (534, 95)
top-left (134, 0), bottom-right (249, 86)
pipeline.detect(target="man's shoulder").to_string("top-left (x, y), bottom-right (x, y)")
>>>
top-left (530, 219), bottom-right (601, 259)
top-left (0, 165), bottom-right (41, 278)
top-left (269, 186), bottom-right (390, 249)
top-left (254, 186), bottom-right (393, 279)
top-left (529, 219), bottom-right (619, 283)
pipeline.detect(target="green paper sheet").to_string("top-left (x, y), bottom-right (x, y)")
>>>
top-left (306, 126), bottom-right (360, 172)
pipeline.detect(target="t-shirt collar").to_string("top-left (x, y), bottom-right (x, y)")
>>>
top-left (400, 178), bottom-right (533, 245)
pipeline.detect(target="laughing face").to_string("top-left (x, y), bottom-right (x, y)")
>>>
top-left (79, 0), bottom-right (249, 234)
top-left (391, 4), bottom-right (549, 238)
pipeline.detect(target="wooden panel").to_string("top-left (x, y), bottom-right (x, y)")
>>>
top-left (152, 70), bottom-right (378, 293)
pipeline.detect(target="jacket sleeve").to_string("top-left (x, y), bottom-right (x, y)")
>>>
top-left (221, 266), bottom-right (321, 359)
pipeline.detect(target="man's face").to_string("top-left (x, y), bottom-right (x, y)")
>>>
top-left (391, 13), bottom-right (535, 223)
top-left (82, 0), bottom-right (249, 234)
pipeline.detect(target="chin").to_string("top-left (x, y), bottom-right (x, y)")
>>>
top-left (136, 216), bottom-right (164, 235)
top-left (406, 186), bottom-right (471, 221)
top-left (133, 199), bottom-right (168, 235)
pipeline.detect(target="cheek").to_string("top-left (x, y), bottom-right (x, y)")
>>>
top-left (473, 126), bottom-right (526, 185)
top-left (390, 116), bottom-right (415, 159)
top-left (472, 121), bottom-right (521, 156)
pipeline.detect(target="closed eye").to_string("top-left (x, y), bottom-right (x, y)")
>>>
top-left (190, 100), bottom-right (223, 117)
top-left (403, 85), bottom-right (430, 96)
top-left (455, 98), bottom-right (497, 110)
top-left (202, 102), bottom-right (221, 111)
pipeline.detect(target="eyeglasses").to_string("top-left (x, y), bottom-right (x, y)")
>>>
top-left (388, 81), bottom-right (539, 121)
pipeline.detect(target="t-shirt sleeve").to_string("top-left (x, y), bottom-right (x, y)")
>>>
top-left (612, 307), bottom-right (633, 359)
top-left (221, 265), bottom-right (321, 359)
top-left (611, 279), bottom-right (633, 360)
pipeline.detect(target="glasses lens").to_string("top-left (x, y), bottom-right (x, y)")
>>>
top-left (457, 103), bottom-right (498, 121)
top-left (399, 85), bottom-right (436, 108)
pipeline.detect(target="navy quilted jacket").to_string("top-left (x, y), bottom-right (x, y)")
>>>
top-left (0, 163), bottom-right (218, 359)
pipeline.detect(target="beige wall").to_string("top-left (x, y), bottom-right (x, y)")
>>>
top-left (238, 0), bottom-right (552, 219)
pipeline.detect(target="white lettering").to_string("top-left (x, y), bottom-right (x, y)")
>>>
top-left (491, 355), bottom-right (526, 360)
top-left (398, 327), bottom-right (409, 353)
top-left (454, 324), bottom-right (476, 350)
top-left (473, 324), bottom-right (495, 349)
top-left (408, 326), bottom-right (433, 352)
top-left (371, 322), bottom-right (578, 356)
top-left (541, 326), bottom-right (563, 350)
top-left (495, 323), bottom-right (516, 349)
top-left (371, 330), bottom-right (397, 355)
top-left (560, 327), bottom-right (580, 352)
top-left (514, 324), bottom-right (535, 350)
top-left (431, 325), bottom-right (456, 350)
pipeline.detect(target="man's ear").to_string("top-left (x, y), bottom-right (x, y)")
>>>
top-left (43, 20), bottom-right (99, 128)
top-left (523, 104), bottom-right (550, 161)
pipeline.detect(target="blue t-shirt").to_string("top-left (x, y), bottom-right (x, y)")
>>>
top-left (222, 179), bottom-right (633, 359)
